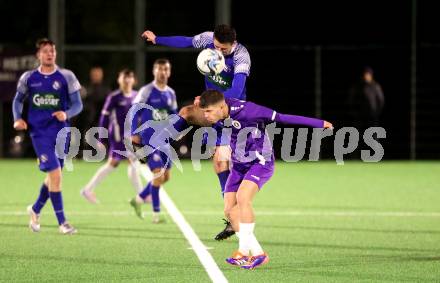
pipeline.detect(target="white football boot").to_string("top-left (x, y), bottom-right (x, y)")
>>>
top-left (59, 222), bottom-right (77, 235)
top-left (80, 189), bottom-right (99, 204)
top-left (27, 205), bottom-right (41, 232)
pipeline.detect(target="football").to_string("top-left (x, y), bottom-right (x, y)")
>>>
top-left (196, 48), bottom-right (225, 76)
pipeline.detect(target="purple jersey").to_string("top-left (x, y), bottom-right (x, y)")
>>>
top-left (192, 32), bottom-right (250, 100)
top-left (223, 98), bottom-right (324, 169)
top-left (223, 98), bottom-right (276, 168)
top-left (99, 90), bottom-right (137, 144)
top-left (16, 66), bottom-right (81, 137)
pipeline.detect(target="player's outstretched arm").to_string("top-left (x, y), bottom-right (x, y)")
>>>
top-left (246, 101), bottom-right (333, 129)
top-left (141, 29), bottom-right (193, 48)
top-left (223, 73), bottom-right (247, 99)
top-left (275, 112), bottom-right (333, 129)
top-left (98, 94), bottom-right (114, 130)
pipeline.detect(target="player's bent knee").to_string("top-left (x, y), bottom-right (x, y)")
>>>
top-left (108, 159), bottom-right (120, 168)
top-left (152, 173), bottom-right (166, 187)
top-left (213, 160), bottom-right (229, 173)
top-left (44, 176), bottom-right (50, 186)
top-left (224, 206), bottom-right (233, 218)
top-left (163, 173), bottom-right (171, 183)
top-left (48, 181), bottom-right (62, 192)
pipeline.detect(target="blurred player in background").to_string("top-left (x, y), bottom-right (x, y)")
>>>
top-left (198, 90), bottom-right (333, 269)
top-left (348, 66), bottom-right (385, 129)
top-left (80, 69), bottom-right (145, 204)
top-left (142, 24), bottom-right (250, 238)
top-left (12, 38), bottom-right (83, 234)
top-left (129, 59), bottom-right (178, 224)
top-left (76, 66), bottom-right (111, 155)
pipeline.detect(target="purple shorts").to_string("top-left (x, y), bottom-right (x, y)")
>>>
top-left (225, 162), bottom-right (274, 193)
top-left (109, 141), bottom-right (127, 161)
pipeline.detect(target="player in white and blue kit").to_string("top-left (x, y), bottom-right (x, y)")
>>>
top-left (12, 38), bottom-right (82, 234)
top-left (129, 59), bottom-right (178, 223)
top-left (142, 25), bottom-right (250, 237)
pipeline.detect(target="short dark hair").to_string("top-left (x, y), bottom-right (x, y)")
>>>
top-left (119, 68), bottom-right (135, 77)
top-left (199, 89), bottom-right (225, 108)
top-left (363, 66), bottom-right (374, 75)
top-left (214, 25), bottom-right (236, 44)
top-left (153, 58), bottom-right (171, 67)
top-left (36, 38), bottom-right (55, 51)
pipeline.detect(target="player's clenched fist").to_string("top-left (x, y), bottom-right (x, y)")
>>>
top-left (13, 119), bottom-right (28, 130)
top-left (141, 30), bottom-right (156, 44)
top-left (323, 121), bottom-right (333, 129)
top-left (52, 111), bottom-right (67, 122)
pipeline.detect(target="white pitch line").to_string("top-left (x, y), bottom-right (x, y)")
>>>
top-left (1, 210), bottom-right (440, 217)
top-left (158, 188), bottom-right (227, 283)
top-left (137, 162), bottom-right (227, 283)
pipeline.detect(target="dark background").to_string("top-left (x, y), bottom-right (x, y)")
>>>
top-left (0, 0), bottom-right (438, 159)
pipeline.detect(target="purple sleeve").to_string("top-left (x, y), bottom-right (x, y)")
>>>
top-left (99, 95), bottom-right (114, 135)
top-left (244, 102), bottom-right (277, 122)
top-left (155, 36), bottom-right (193, 48)
top-left (275, 113), bottom-right (324, 128)
top-left (244, 102), bottom-right (324, 127)
top-left (223, 73), bottom-right (247, 99)
top-left (130, 108), bottom-right (142, 135)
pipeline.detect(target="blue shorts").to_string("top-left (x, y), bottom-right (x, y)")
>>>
top-left (31, 135), bottom-right (70, 172)
top-left (147, 149), bottom-right (172, 171)
top-left (109, 140), bottom-right (127, 161)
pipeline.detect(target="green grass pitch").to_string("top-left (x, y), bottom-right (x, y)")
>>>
top-left (0, 159), bottom-right (439, 282)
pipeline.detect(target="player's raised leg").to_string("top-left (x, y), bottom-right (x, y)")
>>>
top-left (213, 145), bottom-right (231, 196)
top-left (130, 167), bottom-right (170, 222)
top-left (213, 144), bottom-right (237, 240)
top-left (127, 158), bottom-right (144, 193)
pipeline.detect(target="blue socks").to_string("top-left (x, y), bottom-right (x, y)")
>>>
top-left (217, 170), bottom-right (230, 196)
top-left (49, 191), bottom-right (66, 225)
top-left (151, 184), bottom-right (160, 212)
top-left (32, 183), bottom-right (67, 225)
top-left (139, 182), bottom-right (160, 212)
top-left (32, 183), bottom-right (49, 214)
top-left (139, 183), bottom-right (152, 200)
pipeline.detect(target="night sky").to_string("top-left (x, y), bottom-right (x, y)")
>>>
top-left (1, 0), bottom-right (438, 158)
